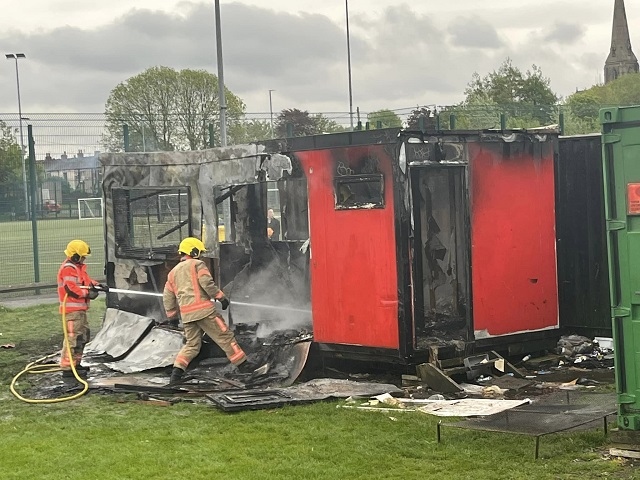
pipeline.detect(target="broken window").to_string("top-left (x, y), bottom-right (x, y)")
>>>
top-left (412, 167), bottom-right (469, 349)
top-left (112, 187), bottom-right (192, 259)
top-left (157, 191), bottom-right (189, 223)
top-left (267, 181), bottom-right (280, 215)
top-left (334, 174), bottom-right (384, 210)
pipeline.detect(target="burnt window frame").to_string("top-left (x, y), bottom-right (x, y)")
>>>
top-left (112, 186), bottom-right (192, 260)
top-left (334, 173), bottom-right (385, 210)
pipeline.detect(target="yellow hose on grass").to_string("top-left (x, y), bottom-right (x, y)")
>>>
top-left (10, 293), bottom-right (89, 403)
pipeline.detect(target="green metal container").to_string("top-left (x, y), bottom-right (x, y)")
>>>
top-left (601, 106), bottom-right (640, 430)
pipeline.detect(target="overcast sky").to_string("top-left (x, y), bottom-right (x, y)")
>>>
top-left (0, 0), bottom-right (635, 118)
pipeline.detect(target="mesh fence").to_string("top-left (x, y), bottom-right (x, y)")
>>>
top-left (0, 106), bottom-right (603, 158)
top-left (0, 105), bottom-right (607, 292)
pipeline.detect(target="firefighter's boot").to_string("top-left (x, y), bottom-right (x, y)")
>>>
top-left (62, 368), bottom-right (88, 379)
top-left (169, 367), bottom-right (185, 385)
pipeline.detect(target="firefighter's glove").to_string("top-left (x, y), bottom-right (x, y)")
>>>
top-left (87, 287), bottom-right (100, 300)
top-left (220, 297), bottom-right (230, 310)
top-left (96, 283), bottom-right (109, 292)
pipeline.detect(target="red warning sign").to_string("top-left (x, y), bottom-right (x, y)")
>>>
top-left (628, 183), bottom-right (640, 215)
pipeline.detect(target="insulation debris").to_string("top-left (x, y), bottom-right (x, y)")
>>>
top-left (105, 328), bottom-right (184, 373)
top-left (85, 308), bottom-right (156, 359)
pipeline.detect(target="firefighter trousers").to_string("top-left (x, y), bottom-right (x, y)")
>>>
top-left (173, 313), bottom-right (246, 370)
top-left (60, 311), bottom-right (90, 368)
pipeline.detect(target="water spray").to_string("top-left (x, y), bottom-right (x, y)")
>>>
top-left (106, 288), bottom-right (311, 315)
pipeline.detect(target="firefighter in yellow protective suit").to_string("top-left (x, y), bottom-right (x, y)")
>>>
top-left (163, 237), bottom-right (256, 384)
top-left (57, 239), bottom-right (108, 378)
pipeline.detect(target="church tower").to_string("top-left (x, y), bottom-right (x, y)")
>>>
top-left (605, 0), bottom-right (639, 83)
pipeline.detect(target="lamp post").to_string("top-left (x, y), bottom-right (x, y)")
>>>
top-left (345, 0), bottom-right (354, 130)
top-left (269, 89), bottom-right (275, 138)
top-left (5, 53), bottom-right (29, 218)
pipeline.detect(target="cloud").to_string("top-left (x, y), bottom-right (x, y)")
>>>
top-left (447, 16), bottom-right (504, 49)
top-left (542, 22), bottom-right (585, 45)
top-left (0, 3), bottom-right (353, 112)
top-left (0, 1), bottom-right (622, 117)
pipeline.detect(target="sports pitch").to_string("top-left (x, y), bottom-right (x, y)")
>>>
top-left (0, 218), bottom-right (105, 286)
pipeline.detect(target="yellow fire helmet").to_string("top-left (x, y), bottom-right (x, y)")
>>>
top-left (178, 237), bottom-right (206, 258)
top-left (64, 240), bottom-right (91, 260)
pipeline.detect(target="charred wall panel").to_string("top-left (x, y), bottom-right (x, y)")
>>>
top-left (470, 139), bottom-right (559, 338)
top-left (556, 135), bottom-right (611, 335)
top-left (296, 145), bottom-right (400, 349)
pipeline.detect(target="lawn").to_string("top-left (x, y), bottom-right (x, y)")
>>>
top-left (0, 300), bottom-right (635, 480)
top-left (0, 218), bottom-right (104, 287)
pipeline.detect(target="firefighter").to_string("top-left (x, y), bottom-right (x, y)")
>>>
top-left (57, 239), bottom-right (108, 377)
top-left (163, 237), bottom-right (258, 384)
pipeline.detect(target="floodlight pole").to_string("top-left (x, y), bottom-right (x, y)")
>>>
top-left (269, 89), bottom-right (275, 138)
top-left (214, 0), bottom-right (231, 238)
top-left (6, 53), bottom-right (29, 218)
top-left (345, 0), bottom-right (354, 130)
top-left (214, 0), bottom-right (227, 147)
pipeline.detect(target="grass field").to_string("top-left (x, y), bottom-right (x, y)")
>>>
top-left (0, 218), bottom-right (104, 287)
top-left (0, 300), bottom-right (636, 479)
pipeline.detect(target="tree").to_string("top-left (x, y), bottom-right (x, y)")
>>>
top-left (564, 73), bottom-right (640, 134)
top-left (230, 119), bottom-right (273, 143)
top-left (464, 58), bottom-right (558, 125)
top-left (442, 94), bottom-right (501, 129)
top-left (0, 121), bottom-right (24, 216)
top-left (275, 109), bottom-right (318, 137)
top-left (274, 109), bottom-right (345, 137)
top-left (406, 106), bottom-right (437, 130)
top-left (314, 114), bottom-right (345, 134)
top-left (104, 66), bottom-right (246, 152)
top-left (367, 109), bottom-right (403, 129)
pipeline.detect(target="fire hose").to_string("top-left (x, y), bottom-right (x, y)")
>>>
top-left (10, 287), bottom-right (159, 403)
top-left (10, 293), bottom-right (91, 404)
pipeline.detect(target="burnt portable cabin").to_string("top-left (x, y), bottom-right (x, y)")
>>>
top-left (100, 146), bottom-right (301, 324)
top-left (100, 128), bottom-right (566, 367)
top-left (274, 128), bottom-right (561, 364)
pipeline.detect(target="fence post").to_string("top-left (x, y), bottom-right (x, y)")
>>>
top-left (435, 114), bottom-right (441, 131)
top-left (418, 116), bottom-right (426, 133)
top-left (376, 121), bottom-right (383, 129)
top-left (365, 121), bottom-right (370, 130)
top-left (27, 125), bottom-right (40, 291)
top-left (286, 123), bottom-right (294, 138)
top-left (208, 123), bottom-right (215, 148)
top-left (559, 112), bottom-right (565, 136)
top-left (123, 124), bottom-right (130, 152)
top-left (500, 113), bottom-right (507, 130)
top-left (450, 114), bottom-right (456, 130)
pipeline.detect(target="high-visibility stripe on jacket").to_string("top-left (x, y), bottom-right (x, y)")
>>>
top-left (57, 260), bottom-right (97, 313)
top-left (163, 256), bottom-right (225, 323)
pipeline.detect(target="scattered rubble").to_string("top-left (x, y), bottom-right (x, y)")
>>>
top-left (12, 316), bottom-right (618, 421)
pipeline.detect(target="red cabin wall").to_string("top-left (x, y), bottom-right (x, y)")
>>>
top-left (296, 146), bottom-right (399, 349)
top-left (470, 142), bottom-right (559, 337)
